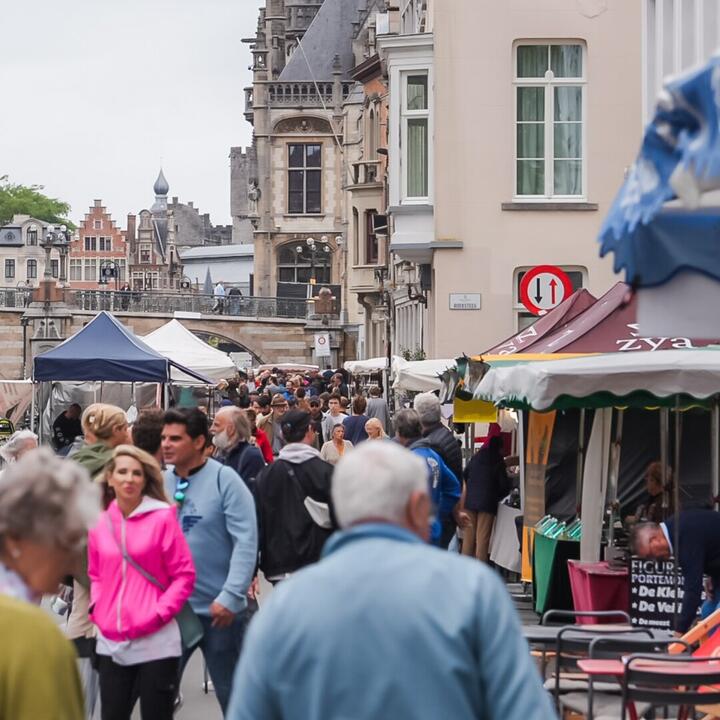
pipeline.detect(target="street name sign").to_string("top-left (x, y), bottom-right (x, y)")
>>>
top-left (449, 293), bottom-right (481, 310)
top-left (519, 265), bottom-right (573, 316)
top-left (629, 557), bottom-right (684, 630)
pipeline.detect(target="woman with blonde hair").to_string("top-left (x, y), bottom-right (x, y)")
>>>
top-left (365, 417), bottom-right (388, 440)
top-left (89, 445), bottom-right (195, 720)
top-left (320, 423), bottom-right (353, 465)
top-left (67, 403), bottom-right (131, 717)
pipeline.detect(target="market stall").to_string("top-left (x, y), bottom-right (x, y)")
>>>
top-left (391, 357), bottom-right (456, 393)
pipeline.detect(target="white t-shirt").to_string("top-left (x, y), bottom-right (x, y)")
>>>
top-left (95, 618), bottom-right (181, 666)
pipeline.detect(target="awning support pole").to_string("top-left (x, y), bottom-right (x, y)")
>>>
top-left (712, 399), bottom-right (719, 510)
top-left (606, 408), bottom-right (624, 551)
top-left (661, 408), bottom-right (670, 513)
top-left (576, 408), bottom-right (586, 516)
top-left (673, 399), bottom-right (682, 631)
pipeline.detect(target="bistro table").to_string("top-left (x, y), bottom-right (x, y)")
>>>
top-left (567, 560), bottom-right (630, 624)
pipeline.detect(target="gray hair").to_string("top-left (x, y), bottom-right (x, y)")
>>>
top-left (0, 430), bottom-right (38, 463)
top-left (628, 521), bottom-right (662, 556)
top-left (393, 409), bottom-right (422, 441)
top-left (0, 448), bottom-right (100, 549)
top-left (218, 406), bottom-right (252, 443)
top-left (413, 392), bottom-right (441, 425)
top-left (332, 441), bottom-right (428, 528)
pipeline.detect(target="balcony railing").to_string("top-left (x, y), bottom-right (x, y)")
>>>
top-left (267, 81), bottom-right (353, 107)
top-left (0, 287), bottom-right (341, 320)
top-left (352, 160), bottom-right (382, 185)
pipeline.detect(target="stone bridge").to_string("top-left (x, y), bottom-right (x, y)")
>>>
top-left (0, 287), bottom-right (354, 379)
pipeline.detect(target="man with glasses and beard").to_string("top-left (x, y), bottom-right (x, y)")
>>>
top-left (162, 408), bottom-right (257, 715)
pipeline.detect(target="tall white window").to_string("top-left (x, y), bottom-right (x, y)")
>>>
top-left (402, 72), bottom-right (429, 200)
top-left (69, 259), bottom-right (82, 281)
top-left (515, 43), bottom-right (585, 199)
top-left (84, 258), bottom-right (97, 282)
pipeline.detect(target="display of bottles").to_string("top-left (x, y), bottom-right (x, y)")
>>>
top-left (534, 515), bottom-right (582, 540)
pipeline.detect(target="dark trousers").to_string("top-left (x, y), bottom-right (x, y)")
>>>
top-left (440, 518), bottom-right (457, 550)
top-left (98, 655), bottom-right (178, 720)
top-left (180, 607), bottom-right (253, 714)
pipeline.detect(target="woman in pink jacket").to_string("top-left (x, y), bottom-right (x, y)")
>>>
top-left (88, 444), bottom-right (195, 720)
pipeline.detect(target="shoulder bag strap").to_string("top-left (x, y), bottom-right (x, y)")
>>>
top-left (105, 514), bottom-right (166, 592)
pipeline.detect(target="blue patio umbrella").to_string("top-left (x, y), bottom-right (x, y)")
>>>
top-left (599, 54), bottom-right (720, 287)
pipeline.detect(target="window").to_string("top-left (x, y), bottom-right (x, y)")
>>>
top-left (26, 259), bottom-right (37, 279)
top-left (115, 258), bottom-right (126, 281)
top-left (84, 236), bottom-right (97, 251)
top-left (402, 73), bottom-right (429, 199)
top-left (515, 43), bottom-right (585, 199)
top-left (277, 243), bottom-right (331, 284)
top-left (51, 259), bottom-right (59, 278)
top-left (26, 228), bottom-right (37, 246)
top-left (94, 219), bottom-right (102, 230)
top-left (84, 258), bottom-right (97, 282)
top-left (4, 259), bottom-right (14, 279)
top-left (99, 237), bottom-right (112, 251)
top-left (140, 244), bottom-right (152, 264)
top-left (69, 259), bottom-right (82, 281)
top-left (288, 144), bottom-right (322, 214)
top-left (365, 210), bottom-right (379, 264)
top-left (513, 266), bottom-right (586, 329)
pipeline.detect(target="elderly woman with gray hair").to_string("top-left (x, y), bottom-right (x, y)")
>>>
top-left (0, 429), bottom-right (38, 479)
top-left (0, 448), bottom-right (100, 719)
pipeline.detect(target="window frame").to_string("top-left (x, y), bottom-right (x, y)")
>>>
top-left (84, 258), bottom-right (97, 282)
top-left (401, 70), bottom-right (431, 203)
top-left (98, 236), bottom-right (112, 251)
top-left (139, 244), bottom-right (152, 264)
top-left (50, 259), bottom-right (59, 279)
top-left (26, 259), bottom-right (37, 280)
top-left (26, 228), bottom-right (37, 246)
top-left (4, 259), bottom-right (14, 279)
top-left (276, 242), bottom-right (332, 284)
top-left (69, 258), bottom-right (83, 281)
top-left (84, 236), bottom-right (97, 252)
top-left (513, 42), bottom-right (587, 202)
top-left (93, 219), bottom-right (102, 230)
top-left (287, 143), bottom-right (323, 215)
top-left (365, 209), bottom-right (380, 265)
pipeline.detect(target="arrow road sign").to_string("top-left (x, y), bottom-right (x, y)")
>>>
top-left (520, 265), bottom-right (573, 316)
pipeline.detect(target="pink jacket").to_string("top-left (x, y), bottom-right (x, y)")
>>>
top-left (88, 497), bottom-right (195, 642)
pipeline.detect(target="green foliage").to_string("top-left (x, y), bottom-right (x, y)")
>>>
top-left (400, 346), bottom-right (427, 361)
top-left (0, 176), bottom-right (74, 229)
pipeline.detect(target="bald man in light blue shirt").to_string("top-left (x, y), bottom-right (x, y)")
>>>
top-left (228, 442), bottom-right (555, 720)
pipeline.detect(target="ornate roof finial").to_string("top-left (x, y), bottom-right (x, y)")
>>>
top-left (154, 168), bottom-right (169, 196)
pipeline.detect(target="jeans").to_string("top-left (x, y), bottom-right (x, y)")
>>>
top-left (180, 608), bottom-right (252, 715)
top-left (98, 655), bottom-right (178, 720)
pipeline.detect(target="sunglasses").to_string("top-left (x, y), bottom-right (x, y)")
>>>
top-left (174, 478), bottom-right (190, 506)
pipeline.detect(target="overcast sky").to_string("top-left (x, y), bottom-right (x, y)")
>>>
top-left (0, 0), bottom-right (263, 227)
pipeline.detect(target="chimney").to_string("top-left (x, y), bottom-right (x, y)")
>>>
top-left (126, 214), bottom-right (136, 243)
top-left (188, 201), bottom-right (194, 209)
top-left (94, 199), bottom-right (103, 208)
top-left (172, 196), bottom-right (178, 204)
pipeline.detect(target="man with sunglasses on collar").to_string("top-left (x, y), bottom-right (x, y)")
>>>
top-left (162, 408), bottom-right (258, 715)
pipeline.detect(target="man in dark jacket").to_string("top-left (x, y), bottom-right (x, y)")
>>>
top-left (211, 406), bottom-right (266, 493)
top-left (254, 410), bottom-right (335, 582)
top-left (631, 510), bottom-right (720, 632)
top-left (413, 392), bottom-right (463, 484)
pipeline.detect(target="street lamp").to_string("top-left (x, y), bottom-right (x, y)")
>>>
top-left (98, 260), bottom-right (120, 291)
top-left (41, 225), bottom-right (70, 284)
top-left (296, 236), bottom-right (331, 284)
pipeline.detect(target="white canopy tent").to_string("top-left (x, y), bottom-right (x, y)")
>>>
top-left (392, 356), bottom-right (456, 393)
top-left (473, 349), bottom-right (720, 411)
top-left (344, 357), bottom-right (388, 374)
top-left (142, 320), bottom-right (236, 383)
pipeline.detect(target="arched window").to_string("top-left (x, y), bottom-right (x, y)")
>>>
top-left (277, 242), bottom-right (331, 284)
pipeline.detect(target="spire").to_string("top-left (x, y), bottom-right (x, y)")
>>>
top-left (153, 168), bottom-right (169, 196)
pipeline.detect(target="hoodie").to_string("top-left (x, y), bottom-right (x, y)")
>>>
top-left (88, 497), bottom-right (195, 641)
top-left (255, 443), bottom-right (335, 577)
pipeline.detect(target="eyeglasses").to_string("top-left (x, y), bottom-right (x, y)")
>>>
top-left (174, 478), bottom-right (190, 506)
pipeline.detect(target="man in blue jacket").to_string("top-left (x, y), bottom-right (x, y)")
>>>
top-left (228, 441), bottom-right (554, 720)
top-left (631, 510), bottom-right (720, 632)
top-left (162, 408), bottom-right (258, 714)
top-left (394, 408), bottom-right (460, 547)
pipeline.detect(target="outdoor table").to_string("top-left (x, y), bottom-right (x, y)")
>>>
top-left (567, 560), bottom-right (630, 624)
top-left (523, 625), bottom-right (673, 651)
top-left (533, 532), bottom-right (580, 614)
top-left (489, 503), bottom-right (521, 573)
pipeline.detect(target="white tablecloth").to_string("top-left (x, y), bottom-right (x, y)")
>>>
top-left (489, 503), bottom-right (522, 573)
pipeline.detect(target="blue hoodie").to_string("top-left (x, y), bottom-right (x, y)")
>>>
top-left (165, 459), bottom-right (257, 615)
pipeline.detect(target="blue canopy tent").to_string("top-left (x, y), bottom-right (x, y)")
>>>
top-left (598, 55), bottom-right (720, 338)
top-left (33, 311), bottom-right (212, 383)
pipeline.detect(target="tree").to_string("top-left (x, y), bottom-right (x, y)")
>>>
top-left (0, 176), bottom-right (74, 229)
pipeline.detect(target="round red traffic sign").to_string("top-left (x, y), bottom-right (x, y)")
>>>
top-left (519, 265), bottom-right (573, 316)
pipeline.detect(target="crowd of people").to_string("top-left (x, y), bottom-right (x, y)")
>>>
top-left (0, 365), bottom-right (554, 720)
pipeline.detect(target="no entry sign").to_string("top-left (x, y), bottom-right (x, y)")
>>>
top-left (520, 265), bottom-right (573, 316)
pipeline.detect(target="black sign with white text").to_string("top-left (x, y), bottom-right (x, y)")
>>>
top-left (629, 557), bottom-right (684, 630)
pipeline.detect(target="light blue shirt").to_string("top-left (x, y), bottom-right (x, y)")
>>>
top-left (228, 523), bottom-right (555, 720)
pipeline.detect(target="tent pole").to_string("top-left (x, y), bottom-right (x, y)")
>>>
top-left (660, 408), bottom-right (670, 514)
top-left (163, 384), bottom-right (170, 410)
top-left (576, 408), bottom-right (586, 516)
top-left (712, 399), bottom-right (719, 510)
top-left (673, 399), bottom-right (682, 631)
top-left (47, 383), bottom-right (53, 447)
top-left (606, 408), bottom-right (624, 552)
top-left (30, 383), bottom-right (36, 435)
top-left (100, 381), bottom-right (104, 403)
